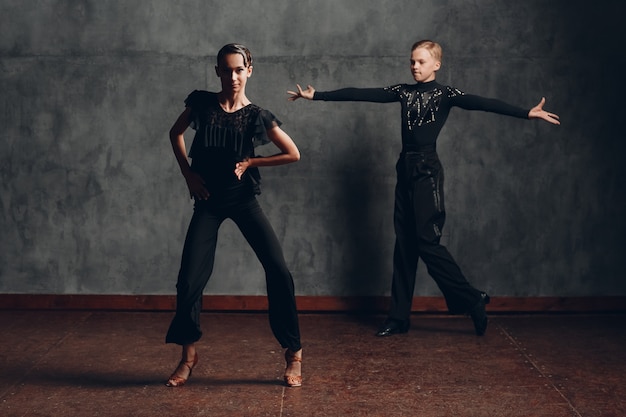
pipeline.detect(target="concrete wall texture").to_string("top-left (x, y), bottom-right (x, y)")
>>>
top-left (1, 0), bottom-right (625, 297)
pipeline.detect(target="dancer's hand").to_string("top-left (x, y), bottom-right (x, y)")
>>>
top-left (234, 159), bottom-right (250, 180)
top-left (184, 171), bottom-right (209, 200)
top-left (529, 97), bottom-right (560, 125)
top-left (287, 84), bottom-right (315, 101)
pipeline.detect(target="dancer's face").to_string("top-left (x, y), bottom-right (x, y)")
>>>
top-left (410, 47), bottom-right (441, 83)
top-left (215, 53), bottom-right (252, 94)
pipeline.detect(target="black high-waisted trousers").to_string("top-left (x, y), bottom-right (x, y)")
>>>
top-left (389, 149), bottom-right (483, 320)
top-left (165, 197), bottom-right (301, 352)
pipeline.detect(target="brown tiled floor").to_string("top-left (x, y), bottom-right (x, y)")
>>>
top-left (0, 311), bottom-right (624, 416)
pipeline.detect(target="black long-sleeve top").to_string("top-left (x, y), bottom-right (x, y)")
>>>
top-left (313, 81), bottom-right (530, 148)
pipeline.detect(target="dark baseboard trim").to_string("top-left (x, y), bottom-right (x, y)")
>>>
top-left (0, 294), bottom-right (624, 313)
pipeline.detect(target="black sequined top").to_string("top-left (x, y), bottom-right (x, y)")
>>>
top-left (313, 80), bottom-right (529, 149)
top-left (184, 90), bottom-right (280, 198)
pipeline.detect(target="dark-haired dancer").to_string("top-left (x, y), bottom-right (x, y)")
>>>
top-left (166, 44), bottom-right (302, 387)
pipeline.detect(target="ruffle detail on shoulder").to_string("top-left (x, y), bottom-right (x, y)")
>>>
top-left (184, 89), bottom-right (201, 107)
top-left (252, 109), bottom-right (281, 148)
top-left (185, 90), bottom-right (215, 131)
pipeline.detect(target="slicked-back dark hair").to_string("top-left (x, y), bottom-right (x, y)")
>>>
top-left (217, 43), bottom-right (253, 68)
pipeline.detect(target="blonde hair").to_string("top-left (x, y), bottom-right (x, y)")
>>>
top-left (411, 40), bottom-right (442, 62)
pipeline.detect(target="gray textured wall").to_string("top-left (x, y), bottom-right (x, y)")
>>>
top-left (1, 0), bottom-right (624, 297)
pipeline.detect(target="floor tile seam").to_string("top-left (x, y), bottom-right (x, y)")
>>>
top-left (498, 325), bottom-right (583, 417)
top-left (0, 312), bottom-right (94, 402)
top-left (279, 386), bottom-right (286, 416)
top-left (383, 383), bottom-right (556, 391)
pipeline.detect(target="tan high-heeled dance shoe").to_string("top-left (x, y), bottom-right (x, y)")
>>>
top-left (165, 352), bottom-right (198, 387)
top-left (283, 349), bottom-right (302, 387)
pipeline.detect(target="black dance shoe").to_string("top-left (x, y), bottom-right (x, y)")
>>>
top-left (469, 293), bottom-right (491, 336)
top-left (376, 318), bottom-right (410, 337)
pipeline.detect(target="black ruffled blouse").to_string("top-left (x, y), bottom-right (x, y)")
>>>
top-left (184, 90), bottom-right (281, 198)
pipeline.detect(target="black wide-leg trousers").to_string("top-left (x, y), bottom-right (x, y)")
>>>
top-left (388, 150), bottom-right (483, 321)
top-left (165, 197), bottom-right (301, 352)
